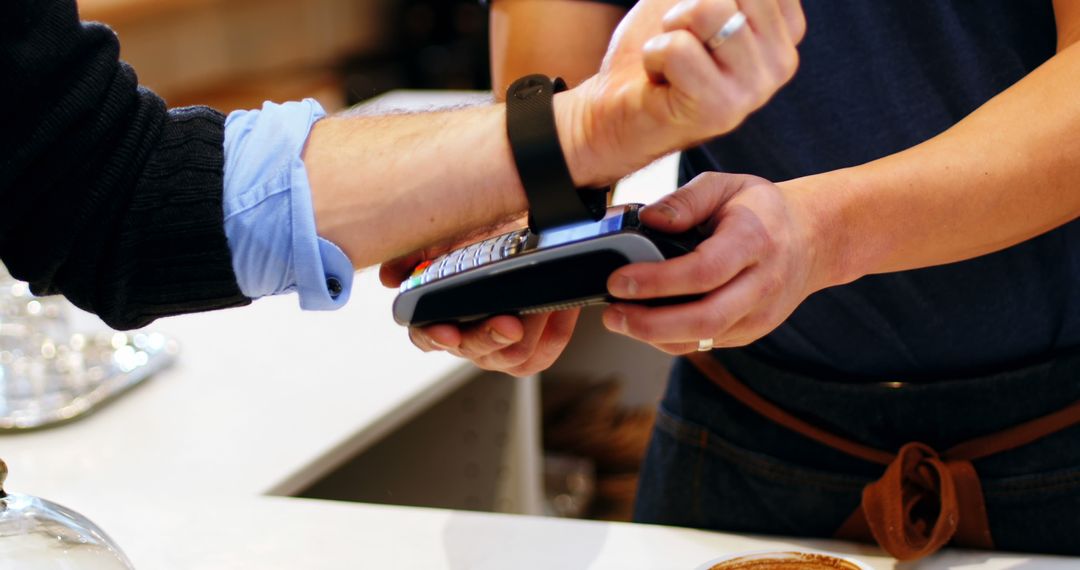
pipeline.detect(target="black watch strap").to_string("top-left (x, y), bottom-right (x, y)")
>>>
top-left (506, 75), bottom-right (606, 232)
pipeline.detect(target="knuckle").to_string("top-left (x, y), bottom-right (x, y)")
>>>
top-left (764, 48), bottom-right (798, 87)
top-left (456, 345), bottom-right (479, 360)
top-left (738, 311), bottom-right (768, 336)
top-left (725, 87), bottom-right (757, 115)
top-left (759, 230), bottom-right (779, 259)
top-left (626, 316), bottom-right (658, 340)
top-left (699, 306), bottom-right (729, 336)
top-left (472, 357), bottom-right (501, 372)
top-left (752, 72), bottom-right (777, 104)
top-left (791, 14), bottom-right (808, 42)
top-left (663, 187), bottom-right (700, 220)
top-left (507, 368), bottom-right (532, 379)
top-left (703, 252), bottom-right (732, 283)
top-left (734, 241), bottom-right (758, 269)
top-left (689, 256), bottom-right (721, 287)
top-left (697, 171), bottom-right (724, 185)
top-left (685, 1), bottom-right (712, 35)
top-left (460, 336), bottom-right (493, 356)
top-left (740, 214), bottom-right (774, 257)
top-left (758, 273), bottom-right (784, 299)
top-left (778, 46), bottom-right (799, 79)
top-left (741, 173), bottom-right (772, 187)
top-left (496, 344), bottom-right (532, 367)
top-left (530, 352), bottom-right (560, 375)
top-left (504, 363), bottom-right (533, 378)
top-left (536, 336), bottom-right (570, 362)
top-left (512, 360), bottom-right (549, 378)
top-left (763, 68), bottom-right (783, 91)
top-left (667, 30), bottom-right (701, 57)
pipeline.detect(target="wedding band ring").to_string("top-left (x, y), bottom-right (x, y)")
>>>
top-left (697, 338), bottom-right (714, 352)
top-left (705, 11), bottom-right (747, 51)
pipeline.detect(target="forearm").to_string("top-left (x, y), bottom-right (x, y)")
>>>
top-left (304, 97), bottom-right (593, 268)
top-left (312, 0), bottom-right (627, 268)
top-left (792, 40), bottom-right (1080, 289)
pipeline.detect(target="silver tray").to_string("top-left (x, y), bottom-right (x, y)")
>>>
top-left (0, 271), bottom-right (177, 432)
top-left (0, 331), bottom-right (177, 431)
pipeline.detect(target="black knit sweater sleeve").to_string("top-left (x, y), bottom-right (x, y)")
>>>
top-left (0, 0), bottom-right (251, 329)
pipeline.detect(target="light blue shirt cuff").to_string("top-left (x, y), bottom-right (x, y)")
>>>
top-left (222, 99), bottom-right (353, 310)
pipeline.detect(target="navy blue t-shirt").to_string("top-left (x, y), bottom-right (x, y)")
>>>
top-left (577, 1), bottom-right (1078, 381)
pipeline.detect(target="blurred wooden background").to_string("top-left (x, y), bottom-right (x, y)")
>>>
top-left (78, 0), bottom-right (490, 113)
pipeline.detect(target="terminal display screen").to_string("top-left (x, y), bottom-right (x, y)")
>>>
top-left (536, 211), bottom-right (625, 249)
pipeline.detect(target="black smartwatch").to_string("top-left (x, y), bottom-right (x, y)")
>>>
top-left (505, 74), bottom-right (607, 232)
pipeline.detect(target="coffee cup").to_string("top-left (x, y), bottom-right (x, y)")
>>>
top-left (695, 550), bottom-right (873, 570)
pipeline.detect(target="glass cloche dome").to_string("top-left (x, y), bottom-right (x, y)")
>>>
top-left (0, 458), bottom-right (134, 569)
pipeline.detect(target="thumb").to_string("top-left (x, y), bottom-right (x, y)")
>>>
top-left (640, 172), bottom-right (745, 232)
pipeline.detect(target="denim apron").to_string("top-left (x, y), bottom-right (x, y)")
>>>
top-left (633, 348), bottom-right (1080, 557)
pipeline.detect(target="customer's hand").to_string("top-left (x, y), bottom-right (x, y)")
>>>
top-left (601, 172), bottom-right (829, 354)
top-left (400, 309), bottom-right (581, 378)
top-left (379, 224), bottom-right (581, 378)
top-left (558, 0), bottom-right (806, 186)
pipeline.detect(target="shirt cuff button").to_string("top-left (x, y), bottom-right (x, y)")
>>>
top-left (327, 277), bottom-right (343, 299)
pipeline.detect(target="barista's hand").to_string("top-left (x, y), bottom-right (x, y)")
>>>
top-left (601, 172), bottom-right (829, 354)
top-left (379, 226), bottom-right (581, 378)
top-left (558, 0), bottom-right (806, 186)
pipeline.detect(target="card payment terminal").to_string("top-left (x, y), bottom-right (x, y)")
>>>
top-left (393, 203), bottom-right (701, 326)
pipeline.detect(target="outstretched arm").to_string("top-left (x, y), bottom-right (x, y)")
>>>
top-left (2, 0), bottom-right (792, 329)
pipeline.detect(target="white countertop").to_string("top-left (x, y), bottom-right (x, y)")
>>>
top-left (1, 269), bottom-right (475, 502)
top-left (71, 495), bottom-right (1076, 570)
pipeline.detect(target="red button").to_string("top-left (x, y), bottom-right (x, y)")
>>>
top-left (411, 261), bottom-right (432, 277)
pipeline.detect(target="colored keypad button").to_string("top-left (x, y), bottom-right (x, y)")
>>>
top-left (411, 260), bottom-right (432, 277)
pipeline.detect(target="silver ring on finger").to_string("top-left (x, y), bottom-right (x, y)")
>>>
top-left (697, 338), bottom-right (715, 352)
top-left (705, 11), bottom-right (748, 52)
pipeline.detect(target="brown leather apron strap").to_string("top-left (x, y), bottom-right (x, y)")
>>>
top-left (945, 399), bottom-right (1080, 460)
top-left (685, 352), bottom-right (1080, 561)
top-left (685, 352), bottom-right (894, 466)
top-left (832, 444), bottom-right (992, 559)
